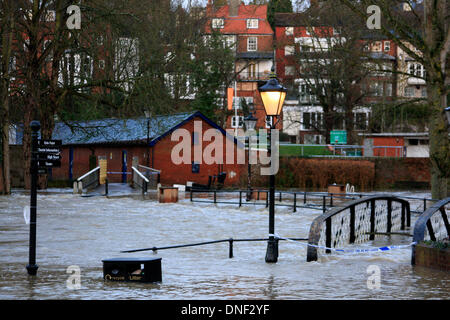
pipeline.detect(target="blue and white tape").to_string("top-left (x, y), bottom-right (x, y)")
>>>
top-left (269, 234), bottom-right (416, 254)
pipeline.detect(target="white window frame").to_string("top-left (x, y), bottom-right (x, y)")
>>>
top-left (408, 62), bottom-right (425, 78)
top-left (247, 37), bottom-right (257, 52)
top-left (98, 59), bottom-right (105, 69)
top-left (231, 116), bottom-right (244, 128)
top-left (247, 19), bottom-right (259, 29)
top-left (384, 41), bottom-right (390, 52)
top-left (285, 65), bottom-right (295, 76)
top-left (224, 35), bottom-right (236, 49)
top-left (45, 10), bottom-right (55, 22)
top-left (285, 27), bottom-right (294, 36)
top-left (284, 45), bottom-right (295, 56)
top-left (372, 41), bottom-right (382, 52)
top-left (212, 18), bottom-right (224, 29)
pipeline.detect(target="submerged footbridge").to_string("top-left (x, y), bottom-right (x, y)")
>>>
top-left (306, 195), bottom-right (412, 262)
top-left (73, 165), bottom-right (160, 198)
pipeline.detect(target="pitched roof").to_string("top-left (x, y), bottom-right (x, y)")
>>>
top-left (47, 111), bottom-right (243, 148)
top-left (206, 4), bottom-right (273, 35)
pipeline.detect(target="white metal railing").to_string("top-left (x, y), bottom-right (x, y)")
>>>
top-left (74, 166), bottom-right (100, 194)
top-left (132, 166), bottom-right (150, 194)
top-left (137, 165), bottom-right (161, 189)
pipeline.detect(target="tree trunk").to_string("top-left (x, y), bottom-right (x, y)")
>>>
top-left (1, 3), bottom-right (14, 194)
top-left (1, 104), bottom-right (11, 195)
top-left (427, 85), bottom-right (450, 199)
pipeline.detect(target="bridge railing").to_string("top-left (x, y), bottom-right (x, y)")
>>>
top-left (131, 167), bottom-right (150, 194)
top-left (411, 197), bottom-right (450, 265)
top-left (306, 195), bottom-right (411, 262)
top-left (74, 166), bottom-right (100, 194)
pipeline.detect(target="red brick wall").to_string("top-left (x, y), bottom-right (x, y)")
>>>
top-left (237, 35), bottom-right (273, 53)
top-left (372, 137), bottom-right (404, 157)
top-left (151, 117), bottom-right (243, 187)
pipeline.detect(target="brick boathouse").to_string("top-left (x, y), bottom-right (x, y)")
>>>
top-left (49, 111), bottom-right (244, 187)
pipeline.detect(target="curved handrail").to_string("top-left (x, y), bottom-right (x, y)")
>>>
top-left (77, 166), bottom-right (100, 182)
top-left (306, 194), bottom-right (411, 262)
top-left (138, 164), bottom-right (161, 174)
top-left (76, 166), bottom-right (101, 193)
top-left (411, 197), bottom-right (450, 265)
top-left (132, 167), bottom-right (150, 183)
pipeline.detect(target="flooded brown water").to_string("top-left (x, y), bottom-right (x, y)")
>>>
top-left (0, 190), bottom-right (448, 300)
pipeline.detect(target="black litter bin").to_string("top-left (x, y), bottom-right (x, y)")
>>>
top-left (102, 257), bottom-right (162, 283)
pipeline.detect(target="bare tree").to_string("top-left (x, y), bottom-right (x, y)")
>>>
top-left (281, 2), bottom-right (389, 144)
top-left (338, 0), bottom-right (449, 198)
top-left (0, 0), bottom-right (15, 194)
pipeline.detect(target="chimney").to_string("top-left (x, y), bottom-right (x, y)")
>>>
top-left (229, 0), bottom-right (240, 17)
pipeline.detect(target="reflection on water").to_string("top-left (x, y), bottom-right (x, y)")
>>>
top-left (0, 190), bottom-right (448, 300)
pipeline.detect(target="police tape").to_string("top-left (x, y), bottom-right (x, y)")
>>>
top-left (269, 234), bottom-right (416, 253)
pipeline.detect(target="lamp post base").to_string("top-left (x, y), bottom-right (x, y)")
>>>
top-left (265, 238), bottom-right (278, 263)
top-left (26, 264), bottom-right (39, 276)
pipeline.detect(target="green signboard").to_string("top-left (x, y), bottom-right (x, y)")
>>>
top-left (330, 131), bottom-right (347, 145)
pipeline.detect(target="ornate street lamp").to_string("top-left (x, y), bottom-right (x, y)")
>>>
top-left (244, 112), bottom-right (257, 202)
top-left (244, 113), bottom-right (257, 132)
top-left (258, 67), bottom-right (287, 263)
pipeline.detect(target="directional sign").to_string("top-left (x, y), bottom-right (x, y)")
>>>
top-left (38, 160), bottom-right (61, 168)
top-left (38, 139), bottom-right (62, 147)
top-left (37, 147), bottom-right (60, 154)
top-left (38, 153), bottom-right (61, 161)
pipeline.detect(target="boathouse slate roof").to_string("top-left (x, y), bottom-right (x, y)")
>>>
top-left (50, 111), bottom-right (240, 147)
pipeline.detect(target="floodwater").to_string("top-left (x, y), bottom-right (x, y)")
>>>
top-left (0, 189), bottom-right (448, 300)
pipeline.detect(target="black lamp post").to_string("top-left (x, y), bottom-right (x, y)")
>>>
top-left (27, 120), bottom-right (40, 276)
top-left (445, 107), bottom-right (450, 128)
top-left (258, 67), bottom-right (287, 263)
top-left (144, 110), bottom-right (151, 167)
top-left (244, 111), bottom-right (257, 202)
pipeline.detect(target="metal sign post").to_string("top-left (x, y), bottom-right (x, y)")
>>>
top-left (26, 123), bottom-right (62, 276)
top-left (26, 121), bottom-right (40, 276)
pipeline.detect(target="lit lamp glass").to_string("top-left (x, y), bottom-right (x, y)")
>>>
top-left (258, 72), bottom-right (287, 117)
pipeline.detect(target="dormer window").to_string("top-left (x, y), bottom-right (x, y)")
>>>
top-left (212, 18), bottom-right (224, 29)
top-left (247, 19), bottom-right (259, 29)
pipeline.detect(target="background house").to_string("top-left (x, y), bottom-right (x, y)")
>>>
top-left (206, 0), bottom-right (280, 132)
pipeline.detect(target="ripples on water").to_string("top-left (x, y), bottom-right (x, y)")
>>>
top-left (0, 190), bottom-right (448, 300)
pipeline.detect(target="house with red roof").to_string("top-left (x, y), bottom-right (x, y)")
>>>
top-left (205, 0), bottom-right (281, 132)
